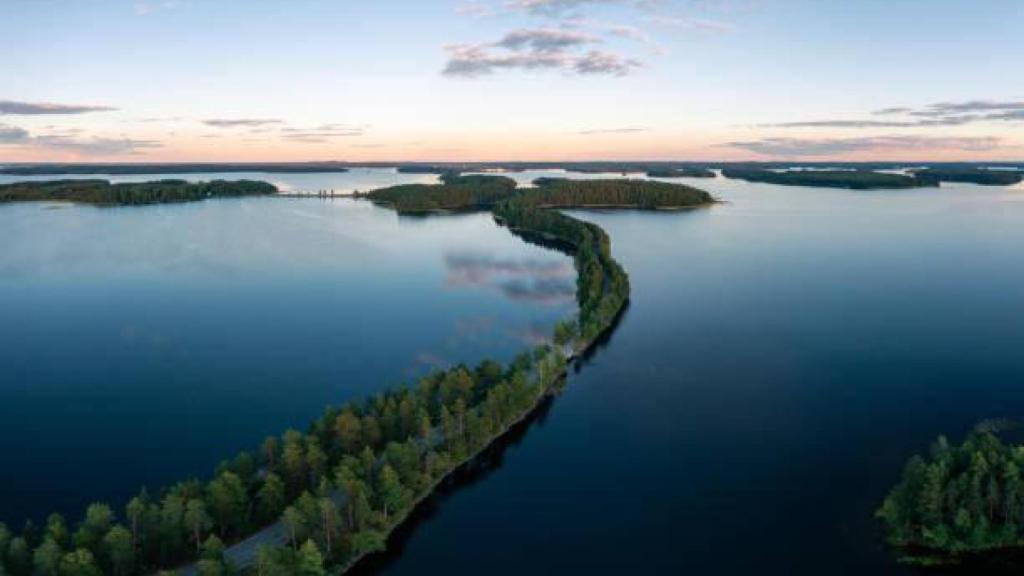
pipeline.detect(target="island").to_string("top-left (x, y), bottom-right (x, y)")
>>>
top-left (721, 167), bottom-right (932, 190)
top-left (912, 167), bottom-right (1023, 186)
top-left (877, 427), bottom-right (1024, 567)
top-left (363, 174), bottom-right (714, 214)
top-left (0, 179), bottom-right (278, 205)
top-left (0, 162), bottom-right (350, 175)
top-left (646, 167), bottom-right (716, 178)
top-left (0, 175), bottom-right (715, 576)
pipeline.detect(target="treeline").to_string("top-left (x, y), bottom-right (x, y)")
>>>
top-left (362, 175), bottom-right (517, 214)
top-left (646, 168), bottom-right (715, 179)
top-left (721, 168), bottom-right (931, 190)
top-left (0, 163), bottom-right (350, 176)
top-left (0, 350), bottom-right (567, 576)
top-left (494, 197), bottom-right (629, 344)
top-left (913, 168), bottom-right (1023, 186)
top-left (521, 178), bottom-right (714, 209)
top-left (877, 431), bottom-right (1024, 563)
top-left (0, 179), bottom-right (278, 205)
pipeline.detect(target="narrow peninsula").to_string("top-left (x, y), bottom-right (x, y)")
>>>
top-left (0, 175), bottom-right (714, 576)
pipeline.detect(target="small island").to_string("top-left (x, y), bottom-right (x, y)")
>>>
top-left (646, 167), bottom-right (715, 178)
top-left (912, 167), bottom-right (1023, 186)
top-left (877, 428), bottom-right (1024, 566)
top-left (0, 162), bottom-right (350, 176)
top-left (0, 179), bottom-right (278, 206)
top-left (721, 167), bottom-right (931, 190)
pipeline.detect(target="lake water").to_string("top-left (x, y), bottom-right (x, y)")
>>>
top-left (0, 193), bottom-right (573, 525)
top-left (2, 170), bottom-right (1024, 574)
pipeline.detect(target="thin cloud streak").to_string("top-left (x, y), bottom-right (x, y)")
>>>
top-left (725, 135), bottom-right (1003, 157)
top-left (0, 100), bottom-right (117, 115)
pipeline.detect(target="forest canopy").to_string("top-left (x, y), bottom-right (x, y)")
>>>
top-left (0, 179), bottom-right (278, 205)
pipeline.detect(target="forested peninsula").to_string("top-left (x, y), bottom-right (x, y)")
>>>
top-left (0, 175), bottom-right (713, 575)
top-left (0, 179), bottom-right (277, 205)
top-left (363, 174), bottom-right (714, 214)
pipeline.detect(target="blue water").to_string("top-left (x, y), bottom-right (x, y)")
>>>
top-left (3, 172), bottom-right (1024, 574)
top-left (0, 195), bottom-right (573, 525)
top-left (359, 176), bottom-right (1024, 575)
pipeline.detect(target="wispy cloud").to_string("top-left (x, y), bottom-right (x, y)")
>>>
top-left (644, 14), bottom-right (734, 32)
top-left (766, 100), bottom-right (1024, 130)
top-left (443, 27), bottom-right (640, 77)
top-left (725, 135), bottom-right (1003, 157)
top-left (455, 1), bottom-right (495, 17)
top-left (203, 118), bottom-right (283, 128)
top-left (578, 126), bottom-right (648, 134)
top-left (278, 123), bottom-right (367, 143)
top-left (0, 122), bottom-right (161, 155)
top-left (0, 100), bottom-right (116, 115)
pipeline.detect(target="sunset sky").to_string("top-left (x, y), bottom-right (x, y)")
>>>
top-left (2, 0), bottom-right (1022, 162)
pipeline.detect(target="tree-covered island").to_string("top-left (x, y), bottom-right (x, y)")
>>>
top-left (0, 179), bottom-right (278, 205)
top-left (0, 174), bottom-right (715, 575)
top-left (878, 427), bottom-right (1024, 567)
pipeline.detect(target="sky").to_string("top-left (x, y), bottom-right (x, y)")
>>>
top-left (1, 0), bottom-right (1022, 162)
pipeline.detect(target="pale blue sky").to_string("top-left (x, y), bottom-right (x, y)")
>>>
top-left (1, 0), bottom-right (1022, 161)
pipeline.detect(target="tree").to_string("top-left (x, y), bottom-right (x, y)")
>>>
top-left (6, 537), bottom-right (31, 576)
top-left (318, 498), bottom-right (339, 556)
top-left (58, 548), bottom-right (102, 576)
top-left (125, 495), bottom-right (146, 551)
top-left (103, 525), bottom-right (134, 576)
top-left (184, 499), bottom-right (212, 555)
top-left (262, 436), bottom-right (279, 470)
top-left (281, 507), bottom-right (306, 552)
top-left (72, 503), bottom-right (113, 554)
top-left (282, 430), bottom-right (307, 493)
top-left (305, 438), bottom-right (327, 489)
top-left (44, 514), bottom-right (69, 549)
top-left (258, 473), bottom-right (287, 522)
top-left (207, 471), bottom-right (247, 537)
top-left (334, 410), bottom-right (362, 454)
top-left (297, 540), bottom-right (325, 576)
top-left (32, 537), bottom-right (63, 576)
top-left (377, 465), bottom-right (410, 522)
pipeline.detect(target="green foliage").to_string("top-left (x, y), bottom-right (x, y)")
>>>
top-left (0, 179), bottom-right (278, 205)
top-left (363, 175), bottom-right (517, 213)
top-left (721, 168), bottom-right (930, 189)
top-left (523, 178), bottom-right (713, 208)
top-left (878, 432), bottom-right (1024, 562)
top-left (913, 167), bottom-right (1023, 186)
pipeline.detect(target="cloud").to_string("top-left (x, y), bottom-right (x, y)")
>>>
top-left (574, 50), bottom-right (641, 74)
top-left (0, 122), bottom-right (160, 155)
top-left (724, 135), bottom-right (1003, 157)
top-left (0, 100), bottom-right (117, 115)
top-left (455, 1), bottom-right (495, 17)
top-left (506, 0), bottom-right (619, 16)
top-left (767, 100), bottom-right (1024, 130)
top-left (203, 118), bottom-right (283, 128)
top-left (578, 126), bottom-right (648, 134)
top-left (496, 28), bottom-right (598, 52)
top-left (644, 15), bottom-right (734, 32)
top-left (443, 27), bottom-right (640, 77)
top-left (278, 123), bottom-right (367, 143)
top-left (0, 124), bottom-right (31, 143)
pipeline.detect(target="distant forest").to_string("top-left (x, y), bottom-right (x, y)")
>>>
top-left (0, 179), bottom-right (278, 205)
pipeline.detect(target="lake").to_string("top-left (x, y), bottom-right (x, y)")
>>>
top-left (2, 170), bottom-right (1024, 574)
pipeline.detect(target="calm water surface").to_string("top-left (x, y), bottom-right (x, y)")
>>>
top-left (0, 194), bottom-right (573, 525)
top-left (361, 176), bottom-right (1024, 575)
top-left (3, 172), bottom-right (1024, 574)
